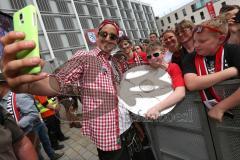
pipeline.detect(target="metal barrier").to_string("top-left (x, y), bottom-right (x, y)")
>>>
top-left (144, 79), bottom-right (240, 160)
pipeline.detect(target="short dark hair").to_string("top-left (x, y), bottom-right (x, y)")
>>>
top-left (220, 5), bottom-right (240, 14)
top-left (118, 35), bottom-right (132, 45)
top-left (149, 32), bottom-right (158, 37)
top-left (162, 29), bottom-right (176, 37)
top-left (142, 39), bottom-right (150, 44)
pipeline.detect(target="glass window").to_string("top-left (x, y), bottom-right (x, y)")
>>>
top-left (42, 15), bottom-right (57, 30)
top-left (75, 3), bottom-right (86, 15)
top-left (60, 34), bottom-right (69, 48)
top-left (48, 33), bottom-right (63, 49)
top-left (36, 0), bottom-right (51, 12)
top-left (182, 8), bottom-right (187, 16)
top-left (66, 33), bottom-right (80, 47)
top-left (87, 5), bottom-right (97, 16)
top-left (56, 1), bottom-right (70, 13)
top-left (9, 0), bottom-right (27, 10)
top-left (175, 13), bottom-right (179, 20)
top-left (200, 11), bottom-right (205, 20)
top-left (167, 16), bottom-right (171, 23)
top-left (61, 16), bottom-right (74, 30)
top-left (191, 16), bottom-right (195, 23)
top-left (161, 20), bottom-right (164, 27)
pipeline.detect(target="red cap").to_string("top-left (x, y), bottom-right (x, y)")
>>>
top-left (98, 19), bottom-right (120, 36)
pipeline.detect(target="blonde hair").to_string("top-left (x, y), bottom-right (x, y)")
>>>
top-left (201, 15), bottom-right (228, 35)
top-left (175, 20), bottom-right (195, 33)
top-left (146, 42), bottom-right (164, 55)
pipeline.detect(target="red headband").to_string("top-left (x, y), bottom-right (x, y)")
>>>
top-left (98, 19), bottom-right (120, 36)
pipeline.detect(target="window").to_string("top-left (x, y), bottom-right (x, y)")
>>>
top-left (87, 5), bottom-right (98, 16)
top-left (174, 13), bottom-right (179, 20)
top-left (80, 18), bottom-right (90, 29)
top-left (61, 16), bottom-right (74, 30)
top-left (75, 3), bottom-right (86, 15)
top-left (48, 33), bottom-right (63, 49)
top-left (92, 18), bottom-right (101, 28)
top-left (106, 0), bottom-right (114, 6)
top-left (191, 16), bottom-right (195, 23)
top-left (42, 16), bottom-right (57, 30)
top-left (37, 0), bottom-right (51, 12)
top-left (56, 0), bottom-right (69, 13)
top-left (182, 8), bottom-right (187, 16)
top-left (167, 16), bottom-right (171, 23)
top-left (200, 11), bottom-right (205, 20)
top-left (191, 4), bottom-right (196, 12)
top-left (66, 33), bottom-right (80, 47)
top-left (9, 0), bottom-right (27, 10)
top-left (161, 20), bottom-right (164, 26)
top-left (109, 8), bottom-right (117, 17)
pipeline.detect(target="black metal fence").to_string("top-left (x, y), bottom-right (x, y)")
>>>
top-left (144, 79), bottom-right (240, 160)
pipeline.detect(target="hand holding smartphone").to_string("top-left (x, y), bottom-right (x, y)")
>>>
top-left (13, 5), bottom-right (41, 74)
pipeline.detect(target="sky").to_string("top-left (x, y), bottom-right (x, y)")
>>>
top-left (140, 0), bottom-right (194, 17)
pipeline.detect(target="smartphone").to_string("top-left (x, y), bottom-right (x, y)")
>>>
top-left (0, 11), bottom-right (13, 59)
top-left (234, 10), bottom-right (240, 23)
top-left (13, 5), bottom-right (41, 74)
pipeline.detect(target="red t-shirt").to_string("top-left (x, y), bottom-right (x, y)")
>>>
top-left (166, 63), bottom-right (185, 89)
top-left (128, 51), bottom-right (148, 66)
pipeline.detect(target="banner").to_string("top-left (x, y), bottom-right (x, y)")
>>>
top-left (85, 28), bottom-right (98, 46)
top-left (205, 1), bottom-right (216, 19)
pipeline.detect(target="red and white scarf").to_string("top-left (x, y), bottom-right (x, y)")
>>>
top-left (194, 46), bottom-right (224, 103)
top-left (6, 92), bottom-right (20, 122)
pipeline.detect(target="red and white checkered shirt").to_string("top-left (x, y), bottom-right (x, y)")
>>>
top-left (54, 47), bottom-right (126, 151)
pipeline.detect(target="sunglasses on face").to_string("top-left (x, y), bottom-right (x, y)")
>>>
top-left (193, 25), bottom-right (223, 34)
top-left (98, 31), bottom-right (118, 41)
top-left (147, 52), bottom-right (161, 59)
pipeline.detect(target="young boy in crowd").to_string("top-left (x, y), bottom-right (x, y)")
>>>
top-left (182, 16), bottom-right (240, 122)
top-left (145, 42), bottom-right (185, 119)
top-left (219, 5), bottom-right (240, 45)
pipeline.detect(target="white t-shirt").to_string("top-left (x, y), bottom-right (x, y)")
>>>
top-left (164, 51), bottom-right (173, 63)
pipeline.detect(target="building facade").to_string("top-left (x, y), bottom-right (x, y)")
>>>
top-left (156, 0), bottom-right (240, 34)
top-left (0, 0), bottom-right (158, 70)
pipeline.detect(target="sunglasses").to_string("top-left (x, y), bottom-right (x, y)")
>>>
top-left (147, 52), bottom-right (161, 59)
top-left (98, 31), bottom-right (118, 41)
top-left (193, 25), bottom-right (223, 34)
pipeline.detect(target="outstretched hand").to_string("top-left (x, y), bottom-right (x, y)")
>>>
top-left (0, 31), bottom-right (48, 93)
top-left (208, 107), bottom-right (225, 122)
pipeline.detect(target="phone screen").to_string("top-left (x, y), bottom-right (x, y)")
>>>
top-left (0, 11), bottom-right (13, 59)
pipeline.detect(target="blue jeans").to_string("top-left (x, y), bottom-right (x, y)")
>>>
top-left (33, 121), bottom-right (55, 159)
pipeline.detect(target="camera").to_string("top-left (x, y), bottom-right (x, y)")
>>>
top-left (19, 13), bottom-right (24, 23)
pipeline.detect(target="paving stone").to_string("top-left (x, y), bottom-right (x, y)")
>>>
top-left (42, 123), bottom-right (99, 160)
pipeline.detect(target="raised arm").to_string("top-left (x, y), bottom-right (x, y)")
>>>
top-left (0, 31), bottom-right (58, 96)
top-left (145, 86), bottom-right (185, 119)
top-left (208, 88), bottom-right (240, 122)
top-left (184, 67), bottom-right (238, 91)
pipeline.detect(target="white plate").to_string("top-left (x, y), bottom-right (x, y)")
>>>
top-left (119, 65), bottom-right (175, 117)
